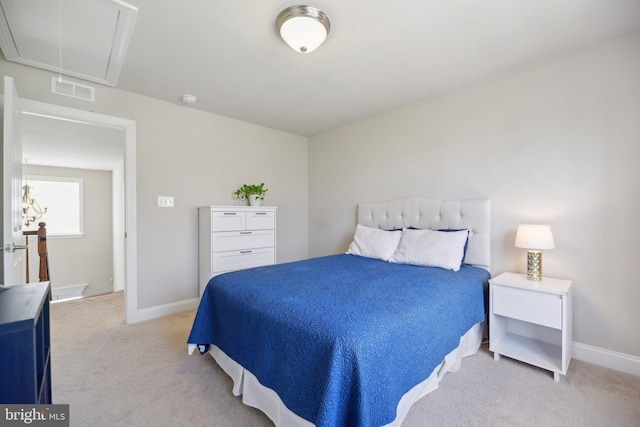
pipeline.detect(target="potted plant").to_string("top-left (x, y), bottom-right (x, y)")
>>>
top-left (234, 183), bottom-right (268, 206)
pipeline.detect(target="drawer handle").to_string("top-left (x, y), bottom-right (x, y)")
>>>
top-left (240, 250), bottom-right (253, 254)
top-left (255, 212), bottom-right (267, 215)
top-left (240, 231), bottom-right (252, 235)
top-left (222, 212), bottom-right (237, 215)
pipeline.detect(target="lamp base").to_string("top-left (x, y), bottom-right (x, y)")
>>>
top-left (526, 250), bottom-right (542, 281)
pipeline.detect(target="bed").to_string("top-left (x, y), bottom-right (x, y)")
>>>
top-left (188, 197), bottom-right (491, 427)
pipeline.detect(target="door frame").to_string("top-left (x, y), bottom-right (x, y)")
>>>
top-left (20, 99), bottom-right (139, 324)
top-left (2, 76), bottom-right (25, 286)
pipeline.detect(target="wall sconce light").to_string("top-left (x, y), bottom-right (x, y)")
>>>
top-left (515, 224), bottom-right (555, 281)
top-left (276, 5), bottom-right (331, 53)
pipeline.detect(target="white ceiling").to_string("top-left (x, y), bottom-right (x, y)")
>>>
top-left (22, 113), bottom-right (124, 171)
top-left (4, 0), bottom-right (640, 138)
top-left (116, 0), bottom-right (640, 136)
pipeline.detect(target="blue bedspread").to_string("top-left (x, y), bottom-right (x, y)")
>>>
top-left (188, 254), bottom-right (489, 427)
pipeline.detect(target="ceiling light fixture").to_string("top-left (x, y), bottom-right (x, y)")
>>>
top-left (276, 5), bottom-right (330, 54)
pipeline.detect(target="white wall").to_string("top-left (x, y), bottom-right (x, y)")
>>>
top-left (25, 165), bottom-right (113, 296)
top-left (309, 32), bottom-right (640, 359)
top-left (4, 28), bottom-right (637, 365)
top-left (1, 59), bottom-right (309, 310)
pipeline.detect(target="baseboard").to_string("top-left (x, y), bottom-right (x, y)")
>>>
top-left (130, 298), bottom-right (199, 323)
top-left (51, 283), bottom-right (89, 301)
top-left (573, 341), bottom-right (640, 377)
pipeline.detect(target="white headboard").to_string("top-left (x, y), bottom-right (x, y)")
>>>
top-left (357, 197), bottom-right (491, 269)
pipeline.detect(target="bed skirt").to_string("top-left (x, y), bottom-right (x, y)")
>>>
top-left (188, 321), bottom-right (483, 427)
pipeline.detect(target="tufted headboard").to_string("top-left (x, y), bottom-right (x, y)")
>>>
top-left (357, 197), bottom-right (491, 269)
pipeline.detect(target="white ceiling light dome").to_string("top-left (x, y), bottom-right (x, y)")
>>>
top-left (276, 5), bottom-right (330, 54)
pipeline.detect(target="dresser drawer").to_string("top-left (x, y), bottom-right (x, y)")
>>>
top-left (212, 230), bottom-right (274, 251)
top-left (212, 247), bottom-right (275, 274)
top-left (492, 285), bottom-right (562, 329)
top-left (246, 211), bottom-right (275, 230)
top-left (212, 211), bottom-right (246, 231)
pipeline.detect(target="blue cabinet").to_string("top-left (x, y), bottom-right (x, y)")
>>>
top-left (0, 282), bottom-right (52, 403)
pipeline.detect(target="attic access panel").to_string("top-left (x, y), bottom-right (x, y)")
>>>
top-left (0, 0), bottom-right (137, 87)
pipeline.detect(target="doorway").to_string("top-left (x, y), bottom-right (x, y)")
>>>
top-left (23, 115), bottom-right (121, 300)
top-left (19, 98), bottom-right (139, 324)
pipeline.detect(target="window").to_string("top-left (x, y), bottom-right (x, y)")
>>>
top-left (23, 175), bottom-right (84, 237)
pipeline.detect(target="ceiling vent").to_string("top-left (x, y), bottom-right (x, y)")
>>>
top-left (51, 77), bottom-right (95, 102)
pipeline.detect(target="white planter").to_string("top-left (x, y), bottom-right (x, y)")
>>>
top-left (248, 195), bottom-right (262, 206)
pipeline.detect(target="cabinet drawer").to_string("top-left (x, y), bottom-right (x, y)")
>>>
top-left (246, 211), bottom-right (275, 230)
top-left (212, 230), bottom-right (274, 251)
top-left (212, 247), bottom-right (275, 274)
top-left (212, 211), bottom-right (246, 231)
top-left (492, 285), bottom-right (562, 329)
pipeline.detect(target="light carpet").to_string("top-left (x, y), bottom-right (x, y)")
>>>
top-left (50, 292), bottom-right (640, 426)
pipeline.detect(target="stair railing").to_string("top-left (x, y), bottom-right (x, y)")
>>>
top-left (23, 222), bottom-right (50, 283)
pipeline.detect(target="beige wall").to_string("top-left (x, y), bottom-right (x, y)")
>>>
top-left (26, 165), bottom-right (113, 296)
top-left (309, 32), bottom-right (640, 358)
top-left (1, 59), bottom-right (309, 309)
top-left (3, 31), bottom-right (638, 362)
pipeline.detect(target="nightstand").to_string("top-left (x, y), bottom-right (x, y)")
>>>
top-left (489, 272), bottom-right (572, 381)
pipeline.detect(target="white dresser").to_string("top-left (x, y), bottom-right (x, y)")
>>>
top-left (198, 206), bottom-right (276, 296)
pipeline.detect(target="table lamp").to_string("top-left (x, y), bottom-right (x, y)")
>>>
top-left (515, 224), bottom-right (555, 281)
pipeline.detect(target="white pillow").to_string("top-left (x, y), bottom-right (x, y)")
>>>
top-left (346, 224), bottom-right (402, 261)
top-left (390, 228), bottom-right (468, 271)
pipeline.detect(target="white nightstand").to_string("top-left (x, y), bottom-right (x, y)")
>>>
top-left (489, 272), bottom-right (573, 381)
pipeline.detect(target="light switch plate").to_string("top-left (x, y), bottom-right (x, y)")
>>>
top-left (158, 196), bottom-right (174, 207)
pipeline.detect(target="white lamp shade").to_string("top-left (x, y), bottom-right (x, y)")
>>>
top-left (279, 16), bottom-right (327, 53)
top-left (515, 224), bottom-right (555, 250)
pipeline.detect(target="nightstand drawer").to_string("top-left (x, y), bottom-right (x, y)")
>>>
top-left (492, 285), bottom-right (562, 329)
